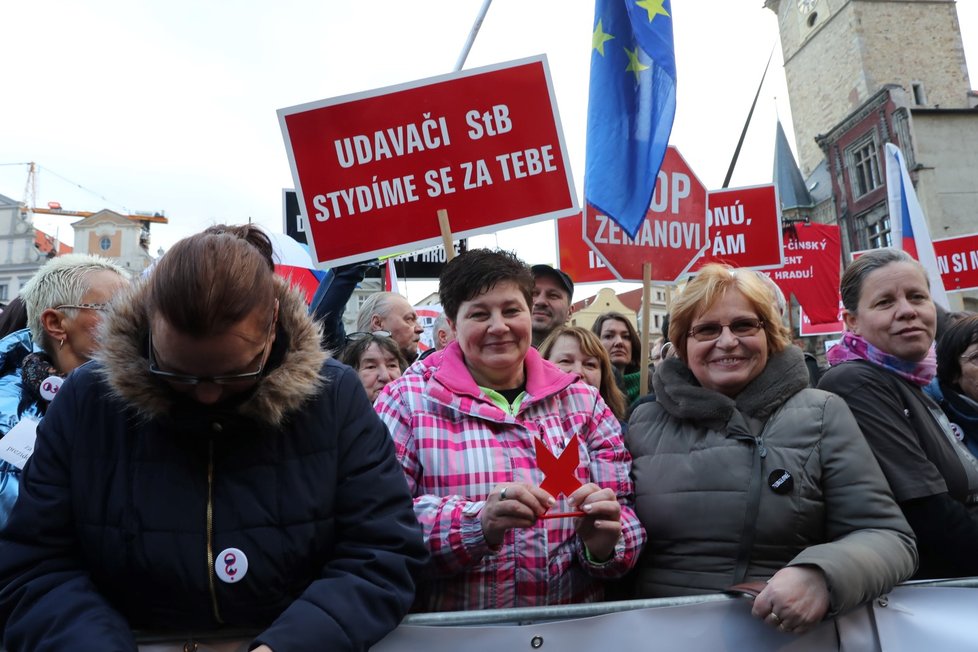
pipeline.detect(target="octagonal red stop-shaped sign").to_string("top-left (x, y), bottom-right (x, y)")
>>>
top-left (583, 146), bottom-right (708, 283)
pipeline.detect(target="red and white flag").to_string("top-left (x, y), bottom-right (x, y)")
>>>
top-left (886, 143), bottom-right (949, 309)
top-left (384, 258), bottom-right (400, 295)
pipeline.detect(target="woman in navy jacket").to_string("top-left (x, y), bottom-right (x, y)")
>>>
top-left (0, 225), bottom-right (427, 652)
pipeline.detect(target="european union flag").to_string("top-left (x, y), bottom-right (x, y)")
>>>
top-left (585, 0), bottom-right (677, 239)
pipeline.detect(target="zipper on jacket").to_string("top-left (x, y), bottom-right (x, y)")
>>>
top-left (755, 436), bottom-right (768, 460)
top-left (732, 434), bottom-right (766, 584)
top-left (206, 439), bottom-right (224, 624)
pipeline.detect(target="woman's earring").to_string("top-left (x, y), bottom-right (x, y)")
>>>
top-left (59, 338), bottom-right (65, 349)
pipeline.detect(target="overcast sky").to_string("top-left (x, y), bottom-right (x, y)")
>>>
top-left (1, 0), bottom-right (975, 300)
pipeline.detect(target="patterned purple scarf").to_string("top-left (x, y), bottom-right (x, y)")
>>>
top-left (826, 331), bottom-right (936, 386)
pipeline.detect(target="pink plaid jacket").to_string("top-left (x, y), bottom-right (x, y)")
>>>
top-left (374, 343), bottom-right (645, 612)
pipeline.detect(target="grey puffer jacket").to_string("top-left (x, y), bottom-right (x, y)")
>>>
top-left (627, 346), bottom-right (917, 617)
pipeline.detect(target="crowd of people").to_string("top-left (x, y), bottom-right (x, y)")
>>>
top-left (0, 227), bottom-right (976, 650)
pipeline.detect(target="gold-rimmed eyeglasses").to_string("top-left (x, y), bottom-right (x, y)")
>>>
top-left (688, 318), bottom-right (765, 342)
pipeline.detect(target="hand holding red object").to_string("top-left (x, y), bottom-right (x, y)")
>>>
top-left (568, 483), bottom-right (622, 562)
top-left (535, 434), bottom-right (583, 498)
top-left (481, 483), bottom-right (554, 546)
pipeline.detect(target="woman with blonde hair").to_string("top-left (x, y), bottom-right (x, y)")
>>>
top-left (627, 263), bottom-right (915, 635)
top-left (0, 254), bottom-right (129, 527)
top-left (539, 325), bottom-right (628, 423)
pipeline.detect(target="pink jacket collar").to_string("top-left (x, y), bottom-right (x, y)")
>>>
top-left (421, 341), bottom-right (575, 404)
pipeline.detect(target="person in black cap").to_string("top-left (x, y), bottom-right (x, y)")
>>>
top-left (530, 264), bottom-right (574, 348)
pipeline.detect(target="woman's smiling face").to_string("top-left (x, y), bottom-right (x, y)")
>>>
top-left (685, 289), bottom-right (768, 398)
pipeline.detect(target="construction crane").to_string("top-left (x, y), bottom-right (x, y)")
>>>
top-left (19, 162), bottom-right (169, 224)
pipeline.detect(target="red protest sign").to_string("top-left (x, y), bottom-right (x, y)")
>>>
top-left (556, 212), bottom-right (618, 284)
top-left (535, 434), bottom-right (583, 498)
top-left (279, 56), bottom-right (577, 267)
top-left (694, 184), bottom-right (782, 271)
top-left (768, 223), bottom-right (842, 325)
top-left (799, 301), bottom-right (845, 337)
top-left (584, 147), bottom-right (708, 283)
top-left (935, 232), bottom-right (978, 292)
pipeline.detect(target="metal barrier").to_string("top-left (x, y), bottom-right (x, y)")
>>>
top-left (125, 577), bottom-right (978, 651)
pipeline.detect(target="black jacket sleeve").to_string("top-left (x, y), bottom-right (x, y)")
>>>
top-left (0, 372), bottom-right (136, 651)
top-left (252, 364), bottom-right (428, 652)
top-left (901, 494), bottom-right (978, 578)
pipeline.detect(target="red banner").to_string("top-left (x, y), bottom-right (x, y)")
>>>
top-left (934, 232), bottom-right (978, 292)
top-left (799, 301), bottom-right (845, 337)
top-left (767, 223), bottom-right (841, 325)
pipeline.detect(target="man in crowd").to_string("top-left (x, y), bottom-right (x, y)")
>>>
top-left (530, 264), bottom-right (574, 348)
top-left (418, 311), bottom-right (455, 361)
top-left (431, 312), bottom-right (455, 351)
top-left (356, 292), bottom-right (424, 361)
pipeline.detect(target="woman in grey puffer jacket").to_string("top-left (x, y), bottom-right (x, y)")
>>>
top-left (627, 264), bottom-right (916, 635)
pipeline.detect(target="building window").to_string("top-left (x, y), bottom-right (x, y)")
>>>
top-left (99, 236), bottom-right (112, 251)
top-left (0, 285), bottom-right (7, 302)
top-left (867, 217), bottom-right (892, 249)
top-left (848, 135), bottom-right (883, 198)
top-left (912, 83), bottom-right (927, 106)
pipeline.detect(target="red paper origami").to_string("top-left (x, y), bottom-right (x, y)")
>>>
top-left (535, 434), bottom-right (583, 498)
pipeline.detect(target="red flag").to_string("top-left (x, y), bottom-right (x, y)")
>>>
top-left (384, 258), bottom-right (400, 295)
top-left (769, 223), bottom-right (841, 325)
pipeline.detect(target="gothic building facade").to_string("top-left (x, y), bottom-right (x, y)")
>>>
top-left (765, 0), bottom-right (978, 309)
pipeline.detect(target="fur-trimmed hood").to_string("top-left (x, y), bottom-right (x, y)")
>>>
top-left (94, 277), bottom-right (328, 426)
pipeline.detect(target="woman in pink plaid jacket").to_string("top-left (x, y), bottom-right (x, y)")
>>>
top-left (374, 249), bottom-right (646, 612)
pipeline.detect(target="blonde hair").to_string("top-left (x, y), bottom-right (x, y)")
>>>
top-left (21, 254), bottom-right (129, 353)
top-left (539, 325), bottom-right (628, 420)
top-left (669, 264), bottom-right (791, 362)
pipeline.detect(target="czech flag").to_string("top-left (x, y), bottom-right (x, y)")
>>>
top-left (267, 231), bottom-right (327, 305)
top-left (885, 143), bottom-right (949, 309)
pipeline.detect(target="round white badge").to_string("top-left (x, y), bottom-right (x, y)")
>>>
top-left (39, 376), bottom-right (64, 402)
top-left (215, 547), bottom-right (249, 583)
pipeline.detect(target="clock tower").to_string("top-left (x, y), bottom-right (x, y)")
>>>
top-left (765, 0), bottom-right (972, 175)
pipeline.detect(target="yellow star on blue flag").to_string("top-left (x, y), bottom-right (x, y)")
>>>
top-left (585, 0), bottom-right (676, 238)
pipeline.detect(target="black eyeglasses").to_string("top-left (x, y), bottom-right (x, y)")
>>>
top-left (688, 318), bottom-right (765, 342)
top-left (148, 309), bottom-right (277, 386)
top-left (55, 303), bottom-right (108, 311)
top-left (345, 330), bottom-right (391, 344)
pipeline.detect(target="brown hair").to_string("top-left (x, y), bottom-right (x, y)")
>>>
top-left (936, 314), bottom-right (978, 387)
top-left (339, 333), bottom-right (408, 372)
top-left (669, 264), bottom-right (791, 362)
top-left (148, 224), bottom-right (276, 335)
top-left (591, 312), bottom-right (642, 373)
top-left (840, 248), bottom-right (928, 314)
top-left (438, 249), bottom-right (534, 322)
top-left (539, 325), bottom-right (628, 421)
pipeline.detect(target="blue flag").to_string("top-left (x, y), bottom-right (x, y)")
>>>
top-left (585, 0), bottom-right (677, 239)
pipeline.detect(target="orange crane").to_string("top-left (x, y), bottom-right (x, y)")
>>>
top-left (20, 162), bottom-right (168, 224)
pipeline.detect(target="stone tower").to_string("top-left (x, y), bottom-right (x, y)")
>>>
top-left (764, 0), bottom-right (972, 176)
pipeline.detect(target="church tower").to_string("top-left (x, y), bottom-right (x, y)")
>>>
top-left (765, 0), bottom-right (972, 175)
